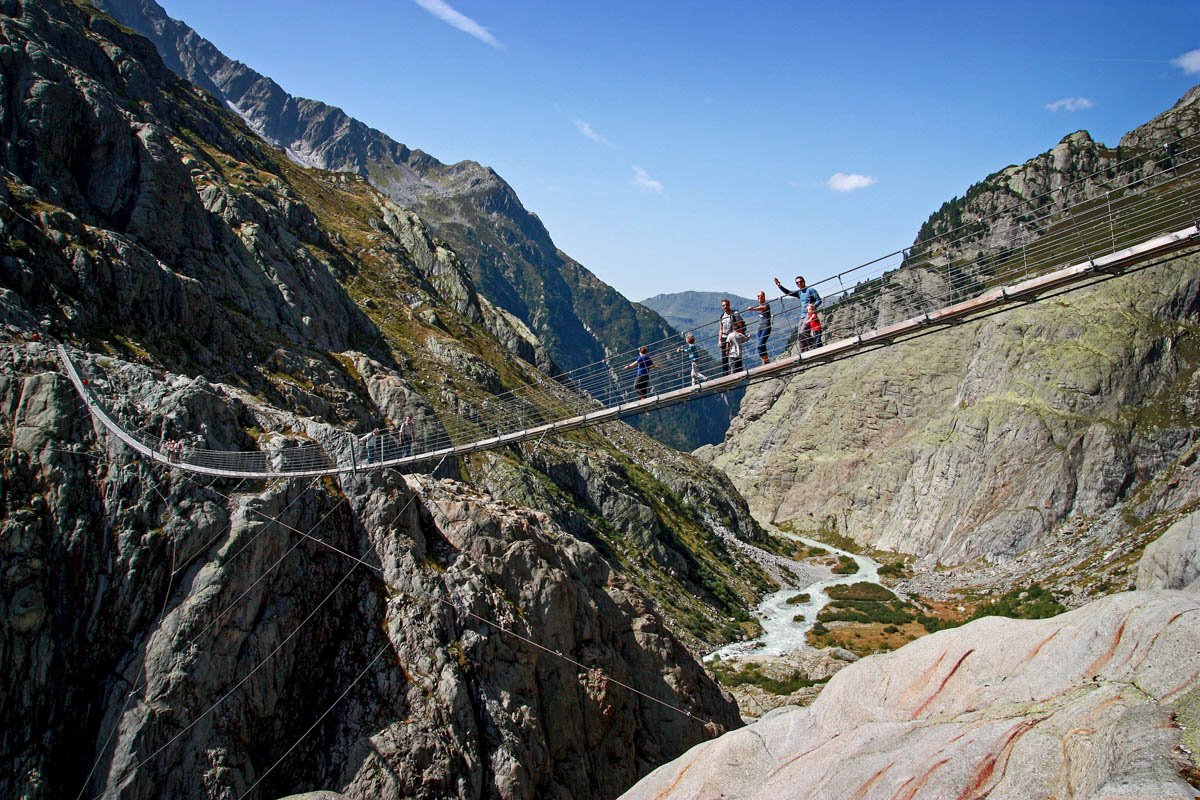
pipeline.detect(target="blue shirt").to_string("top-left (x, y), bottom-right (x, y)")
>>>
top-left (783, 285), bottom-right (821, 309)
top-left (635, 353), bottom-right (654, 377)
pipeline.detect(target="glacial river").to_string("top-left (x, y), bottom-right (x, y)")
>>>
top-left (706, 525), bottom-right (882, 661)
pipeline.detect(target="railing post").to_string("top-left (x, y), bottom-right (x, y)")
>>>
top-left (1106, 190), bottom-right (1117, 254)
top-left (1059, 186), bottom-right (1097, 269)
top-left (1021, 227), bottom-right (1031, 280)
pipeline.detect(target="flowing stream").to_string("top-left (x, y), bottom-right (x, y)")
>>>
top-left (706, 524), bottom-right (882, 661)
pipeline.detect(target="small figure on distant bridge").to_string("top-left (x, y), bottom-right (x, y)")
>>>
top-left (747, 290), bottom-right (772, 365)
top-left (676, 332), bottom-right (707, 386)
top-left (624, 346), bottom-right (656, 399)
top-left (775, 274), bottom-right (822, 310)
top-left (718, 298), bottom-right (744, 376)
top-left (399, 414), bottom-right (415, 457)
top-left (726, 314), bottom-right (749, 373)
top-left (800, 302), bottom-right (823, 351)
top-left (361, 428), bottom-right (380, 463)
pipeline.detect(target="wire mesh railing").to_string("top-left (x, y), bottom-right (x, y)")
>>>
top-left (59, 132), bottom-right (1200, 478)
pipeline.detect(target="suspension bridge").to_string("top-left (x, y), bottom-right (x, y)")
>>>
top-left (58, 134), bottom-right (1200, 479)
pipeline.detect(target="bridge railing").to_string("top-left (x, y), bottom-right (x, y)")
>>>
top-left (62, 131), bottom-right (1200, 476)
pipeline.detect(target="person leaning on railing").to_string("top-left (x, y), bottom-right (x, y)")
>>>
top-left (718, 298), bottom-right (743, 376)
top-left (746, 290), bottom-right (772, 365)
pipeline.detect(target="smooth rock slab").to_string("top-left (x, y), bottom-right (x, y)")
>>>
top-left (1138, 510), bottom-right (1200, 591)
top-left (621, 590), bottom-right (1200, 800)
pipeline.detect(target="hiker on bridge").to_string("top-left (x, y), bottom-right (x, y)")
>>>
top-left (624, 346), bottom-right (656, 399)
top-left (747, 290), bottom-right (772, 365)
top-left (775, 275), bottom-right (821, 310)
top-left (718, 298), bottom-right (744, 376)
top-left (800, 302), bottom-right (823, 351)
top-left (361, 428), bottom-right (381, 463)
top-left (726, 314), bottom-right (749, 373)
top-left (676, 332), bottom-right (707, 386)
top-left (399, 414), bottom-right (415, 457)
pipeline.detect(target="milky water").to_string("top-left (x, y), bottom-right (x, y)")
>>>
top-left (706, 526), bottom-right (882, 661)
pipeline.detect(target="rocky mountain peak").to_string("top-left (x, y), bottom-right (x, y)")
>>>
top-left (90, 0), bottom-right (733, 449)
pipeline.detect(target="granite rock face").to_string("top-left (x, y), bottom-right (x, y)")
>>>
top-left (621, 590), bottom-right (1200, 800)
top-left (0, 350), bottom-right (740, 800)
top-left (702, 88), bottom-right (1200, 565)
top-left (1138, 509), bottom-right (1200, 591)
top-left (0, 4), bottom-right (759, 798)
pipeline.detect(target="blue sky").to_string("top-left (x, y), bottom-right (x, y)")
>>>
top-left (158, 0), bottom-right (1200, 302)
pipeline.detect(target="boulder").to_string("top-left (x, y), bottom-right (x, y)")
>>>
top-left (621, 591), bottom-right (1200, 799)
top-left (1138, 509), bottom-right (1200, 591)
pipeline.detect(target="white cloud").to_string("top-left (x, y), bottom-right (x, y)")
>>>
top-left (631, 165), bottom-right (665, 195)
top-left (1172, 49), bottom-right (1200, 75)
top-left (413, 0), bottom-right (502, 49)
top-left (574, 119), bottom-right (614, 148)
top-left (1045, 96), bottom-right (1094, 113)
top-left (826, 173), bottom-right (877, 193)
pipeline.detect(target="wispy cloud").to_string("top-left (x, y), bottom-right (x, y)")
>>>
top-left (574, 118), bottom-right (615, 148)
top-left (826, 173), bottom-right (877, 193)
top-left (1045, 96), bottom-right (1094, 113)
top-left (631, 165), bottom-right (665, 195)
top-left (1172, 49), bottom-right (1200, 75)
top-left (413, 0), bottom-right (502, 49)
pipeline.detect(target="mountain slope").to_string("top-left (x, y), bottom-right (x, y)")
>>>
top-left (92, 0), bottom-right (730, 449)
top-left (0, 3), bottom-right (777, 797)
top-left (701, 88), bottom-right (1200, 582)
top-left (640, 291), bottom-right (756, 337)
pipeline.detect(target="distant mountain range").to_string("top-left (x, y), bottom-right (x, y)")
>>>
top-left (639, 291), bottom-right (756, 338)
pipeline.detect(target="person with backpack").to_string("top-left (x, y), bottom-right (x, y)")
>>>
top-left (717, 298), bottom-right (744, 376)
top-left (726, 313), bottom-right (749, 373)
top-left (624, 345), bottom-right (656, 399)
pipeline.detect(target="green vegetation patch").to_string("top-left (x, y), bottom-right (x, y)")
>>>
top-left (825, 582), bottom-right (897, 602)
top-left (709, 660), bottom-right (829, 696)
top-left (831, 555), bottom-right (859, 575)
top-left (969, 584), bottom-right (1066, 621)
top-left (791, 543), bottom-right (830, 560)
top-left (877, 561), bottom-right (910, 579)
top-left (818, 597), bottom-right (914, 627)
